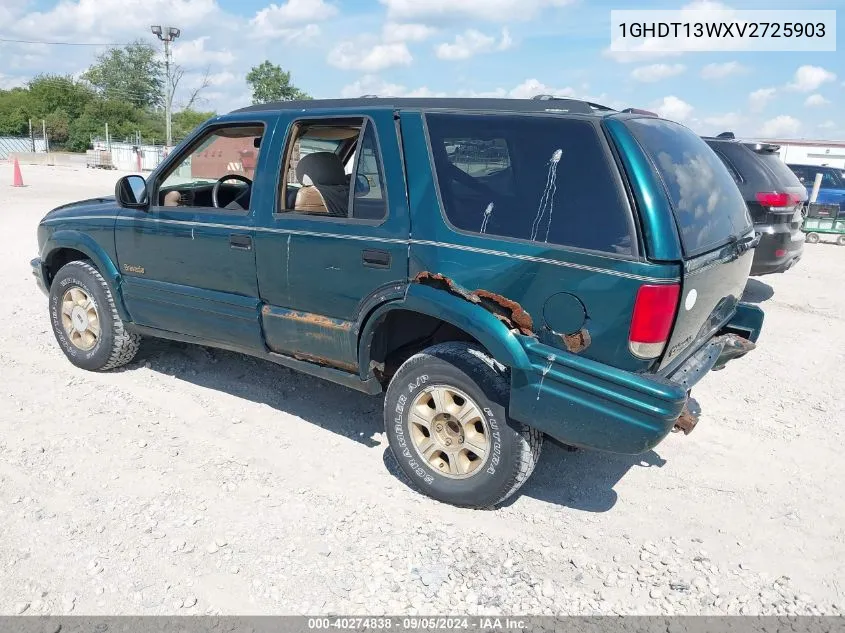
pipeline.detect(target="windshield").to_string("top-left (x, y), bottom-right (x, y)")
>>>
top-left (625, 117), bottom-right (752, 257)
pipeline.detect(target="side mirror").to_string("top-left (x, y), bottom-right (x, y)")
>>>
top-left (354, 173), bottom-right (371, 197)
top-left (115, 174), bottom-right (149, 209)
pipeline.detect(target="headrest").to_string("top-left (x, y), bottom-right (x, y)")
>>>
top-left (296, 152), bottom-right (347, 187)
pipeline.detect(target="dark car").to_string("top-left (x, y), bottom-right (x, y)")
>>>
top-left (704, 135), bottom-right (807, 275)
top-left (787, 163), bottom-right (845, 210)
top-left (32, 98), bottom-right (763, 508)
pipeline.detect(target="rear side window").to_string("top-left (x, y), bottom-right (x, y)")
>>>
top-left (426, 113), bottom-right (634, 255)
top-left (626, 118), bottom-right (751, 256)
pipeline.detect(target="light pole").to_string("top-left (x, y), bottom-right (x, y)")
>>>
top-left (150, 25), bottom-right (181, 148)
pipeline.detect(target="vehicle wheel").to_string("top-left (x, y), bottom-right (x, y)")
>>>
top-left (837, 235), bottom-right (845, 246)
top-left (49, 260), bottom-right (140, 371)
top-left (806, 232), bottom-right (820, 244)
top-left (384, 342), bottom-right (543, 508)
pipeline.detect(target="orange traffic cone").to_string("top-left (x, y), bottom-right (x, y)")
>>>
top-left (12, 158), bottom-right (24, 187)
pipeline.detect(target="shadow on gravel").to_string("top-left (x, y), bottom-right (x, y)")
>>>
top-left (742, 278), bottom-right (775, 304)
top-left (510, 440), bottom-right (667, 512)
top-left (133, 338), bottom-right (384, 447)
top-left (133, 339), bottom-right (666, 510)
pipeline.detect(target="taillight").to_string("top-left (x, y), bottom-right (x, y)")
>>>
top-left (629, 284), bottom-right (680, 359)
top-left (756, 192), bottom-right (800, 208)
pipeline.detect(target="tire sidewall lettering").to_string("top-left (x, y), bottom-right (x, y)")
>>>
top-left (50, 269), bottom-right (105, 362)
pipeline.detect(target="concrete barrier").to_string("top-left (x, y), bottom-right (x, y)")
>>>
top-left (9, 152), bottom-right (89, 167)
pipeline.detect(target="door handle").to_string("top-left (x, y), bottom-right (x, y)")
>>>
top-left (229, 233), bottom-right (252, 250)
top-left (362, 249), bottom-right (391, 268)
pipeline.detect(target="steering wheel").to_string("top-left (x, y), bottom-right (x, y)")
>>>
top-left (211, 174), bottom-right (253, 209)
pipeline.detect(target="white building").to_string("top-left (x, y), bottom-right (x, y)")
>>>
top-left (745, 139), bottom-right (845, 171)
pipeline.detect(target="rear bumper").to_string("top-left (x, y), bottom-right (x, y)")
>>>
top-left (31, 257), bottom-right (49, 296)
top-left (509, 302), bottom-right (764, 454)
top-left (751, 223), bottom-right (804, 276)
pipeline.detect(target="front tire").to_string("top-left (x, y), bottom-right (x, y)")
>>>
top-left (806, 232), bottom-right (820, 244)
top-left (384, 342), bottom-right (542, 508)
top-left (49, 260), bottom-right (140, 371)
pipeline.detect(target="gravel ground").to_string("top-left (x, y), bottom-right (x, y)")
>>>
top-left (1, 164), bottom-right (844, 616)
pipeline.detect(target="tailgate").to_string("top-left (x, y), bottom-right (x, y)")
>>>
top-left (622, 117), bottom-right (756, 371)
top-left (660, 238), bottom-right (754, 370)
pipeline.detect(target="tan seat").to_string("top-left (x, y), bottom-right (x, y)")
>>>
top-left (294, 185), bottom-right (329, 214)
top-left (293, 152), bottom-right (349, 216)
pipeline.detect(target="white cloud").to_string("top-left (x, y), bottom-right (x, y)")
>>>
top-left (748, 87), bottom-right (776, 113)
top-left (174, 37), bottom-right (236, 66)
top-left (630, 64), bottom-right (686, 83)
top-left (382, 23), bottom-right (437, 43)
top-left (703, 112), bottom-right (742, 130)
top-left (339, 75), bottom-right (446, 98)
top-left (380, 0), bottom-right (574, 22)
top-left (700, 61), bottom-right (746, 79)
top-left (252, 0), bottom-right (336, 24)
top-left (804, 94), bottom-right (830, 107)
top-left (328, 41), bottom-right (413, 72)
top-left (0, 73), bottom-right (26, 90)
top-left (653, 96), bottom-right (693, 122)
top-left (759, 115), bottom-right (801, 137)
top-left (788, 65), bottom-right (836, 92)
top-left (434, 29), bottom-right (512, 60)
top-left (11, 0), bottom-right (220, 40)
top-left (250, 0), bottom-right (335, 38)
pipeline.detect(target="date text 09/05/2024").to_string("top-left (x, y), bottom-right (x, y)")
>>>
top-left (307, 617), bottom-right (528, 630)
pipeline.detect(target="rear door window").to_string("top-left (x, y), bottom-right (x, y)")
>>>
top-left (625, 118), bottom-right (751, 257)
top-left (426, 113), bottom-right (635, 255)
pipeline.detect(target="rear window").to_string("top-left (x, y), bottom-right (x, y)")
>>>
top-left (426, 113), bottom-right (635, 255)
top-left (746, 148), bottom-right (803, 188)
top-left (626, 118), bottom-right (751, 256)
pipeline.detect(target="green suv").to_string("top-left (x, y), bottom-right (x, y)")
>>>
top-left (32, 97), bottom-right (763, 507)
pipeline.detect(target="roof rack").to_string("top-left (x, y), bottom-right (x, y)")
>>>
top-left (531, 94), bottom-right (615, 113)
top-left (621, 107), bottom-right (658, 116)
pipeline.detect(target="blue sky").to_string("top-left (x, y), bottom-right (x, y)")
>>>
top-left (1, 0), bottom-right (843, 139)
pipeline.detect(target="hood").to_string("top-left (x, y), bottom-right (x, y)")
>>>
top-left (41, 196), bottom-right (118, 222)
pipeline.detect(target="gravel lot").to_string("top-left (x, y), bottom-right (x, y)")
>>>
top-left (1, 164), bottom-right (844, 617)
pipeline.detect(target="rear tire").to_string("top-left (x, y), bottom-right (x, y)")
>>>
top-left (837, 235), bottom-right (845, 246)
top-left (49, 261), bottom-right (140, 371)
top-left (384, 342), bottom-right (542, 508)
top-left (806, 232), bottom-right (820, 244)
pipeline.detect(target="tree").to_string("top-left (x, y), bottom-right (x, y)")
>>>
top-left (27, 75), bottom-right (94, 120)
top-left (82, 40), bottom-right (164, 109)
top-left (246, 61), bottom-right (310, 104)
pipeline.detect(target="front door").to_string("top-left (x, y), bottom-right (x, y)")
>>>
top-left (254, 108), bottom-right (410, 370)
top-left (115, 114), bottom-right (279, 350)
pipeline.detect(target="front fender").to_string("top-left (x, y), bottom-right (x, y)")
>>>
top-left (357, 283), bottom-right (533, 381)
top-left (41, 229), bottom-right (131, 322)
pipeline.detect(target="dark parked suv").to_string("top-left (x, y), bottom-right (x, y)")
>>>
top-left (704, 135), bottom-right (807, 275)
top-left (32, 98), bottom-right (763, 508)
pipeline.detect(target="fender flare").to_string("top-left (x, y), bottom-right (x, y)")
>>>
top-left (357, 283), bottom-right (532, 381)
top-left (41, 230), bottom-right (132, 322)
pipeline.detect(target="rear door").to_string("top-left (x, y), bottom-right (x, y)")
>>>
top-left (254, 108), bottom-right (410, 371)
top-left (624, 118), bottom-right (755, 370)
